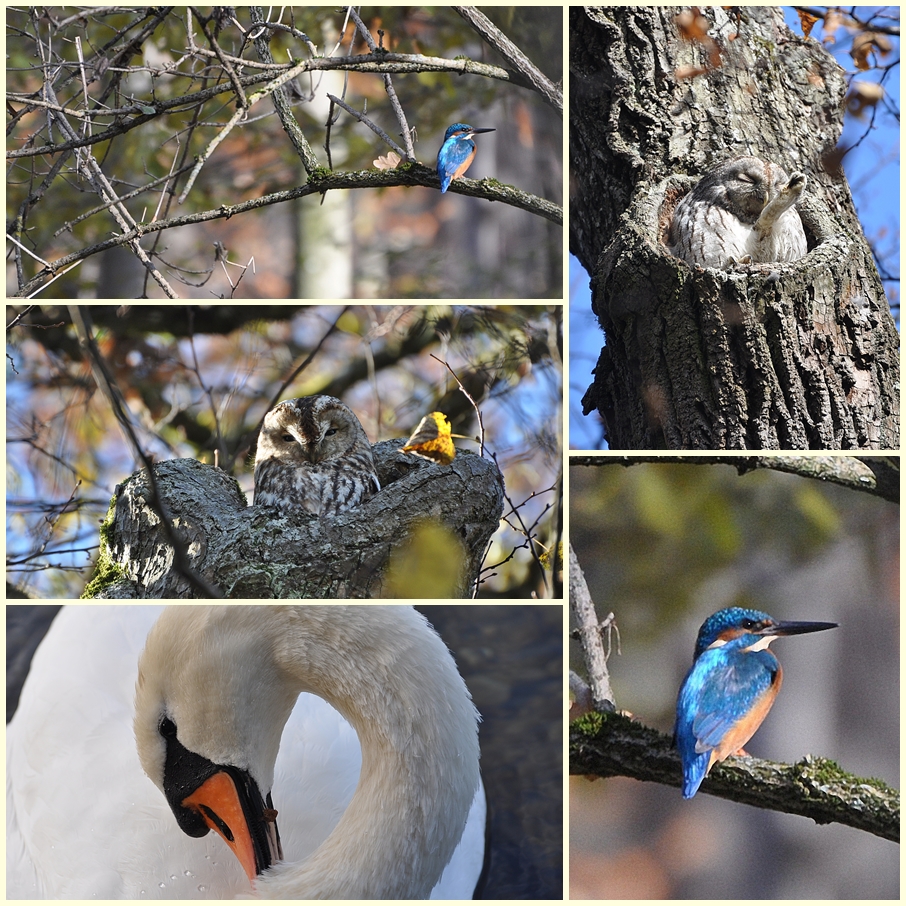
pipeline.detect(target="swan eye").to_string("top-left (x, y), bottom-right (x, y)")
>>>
top-left (159, 716), bottom-right (177, 738)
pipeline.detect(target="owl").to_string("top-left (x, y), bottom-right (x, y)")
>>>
top-left (669, 157), bottom-right (807, 269)
top-left (253, 395), bottom-right (380, 517)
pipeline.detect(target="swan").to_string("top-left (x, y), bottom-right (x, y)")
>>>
top-left (7, 605), bottom-right (486, 899)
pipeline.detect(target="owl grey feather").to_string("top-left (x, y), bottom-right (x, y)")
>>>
top-left (253, 395), bottom-right (380, 517)
top-left (669, 157), bottom-right (807, 269)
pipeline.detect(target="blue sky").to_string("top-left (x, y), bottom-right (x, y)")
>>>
top-left (570, 7), bottom-right (900, 450)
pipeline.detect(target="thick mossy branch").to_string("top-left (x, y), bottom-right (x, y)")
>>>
top-left (570, 711), bottom-right (899, 842)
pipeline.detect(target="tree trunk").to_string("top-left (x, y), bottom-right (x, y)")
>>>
top-left (84, 442), bottom-right (504, 599)
top-left (571, 6), bottom-right (899, 450)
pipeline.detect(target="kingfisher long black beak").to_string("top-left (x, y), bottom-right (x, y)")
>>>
top-left (762, 619), bottom-right (838, 637)
top-left (468, 127), bottom-right (496, 136)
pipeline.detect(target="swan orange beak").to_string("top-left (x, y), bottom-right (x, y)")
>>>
top-left (182, 770), bottom-right (282, 882)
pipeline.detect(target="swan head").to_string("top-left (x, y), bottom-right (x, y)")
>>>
top-left (135, 605), bottom-right (482, 898)
top-left (135, 607), bottom-right (297, 881)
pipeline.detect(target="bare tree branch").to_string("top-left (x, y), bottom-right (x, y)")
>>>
top-left (570, 455), bottom-right (899, 503)
top-left (569, 543), bottom-right (615, 712)
top-left (453, 6), bottom-right (563, 112)
top-left (571, 710), bottom-right (899, 842)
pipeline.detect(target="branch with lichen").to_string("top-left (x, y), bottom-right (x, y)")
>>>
top-left (571, 711), bottom-right (900, 842)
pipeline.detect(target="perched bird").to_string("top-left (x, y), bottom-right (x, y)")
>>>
top-left (436, 123), bottom-right (496, 193)
top-left (674, 607), bottom-right (837, 799)
top-left (253, 395), bottom-right (380, 518)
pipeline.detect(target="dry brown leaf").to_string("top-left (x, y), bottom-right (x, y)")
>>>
top-left (798, 9), bottom-right (820, 37)
top-left (673, 9), bottom-right (722, 71)
top-left (373, 151), bottom-right (401, 170)
top-left (806, 63), bottom-right (826, 90)
top-left (674, 8), bottom-right (710, 42)
top-left (851, 31), bottom-right (893, 70)
top-left (674, 64), bottom-right (712, 81)
top-left (823, 9), bottom-right (843, 43)
top-left (846, 80), bottom-right (886, 118)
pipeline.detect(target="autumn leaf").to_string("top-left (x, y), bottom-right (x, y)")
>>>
top-left (851, 31), bottom-right (893, 71)
top-left (373, 151), bottom-right (401, 170)
top-left (846, 81), bottom-right (885, 118)
top-left (674, 8), bottom-right (710, 43)
top-left (673, 8), bottom-right (723, 71)
top-left (674, 64), bottom-right (712, 81)
top-left (400, 411), bottom-right (456, 465)
top-left (797, 9), bottom-right (820, 38)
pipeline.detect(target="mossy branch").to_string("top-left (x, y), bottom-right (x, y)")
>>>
top-left (570, 711), bottom-right (900, 842)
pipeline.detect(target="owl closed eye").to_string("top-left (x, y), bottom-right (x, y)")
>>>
top-left (253, 395), bottom-right (380, 517)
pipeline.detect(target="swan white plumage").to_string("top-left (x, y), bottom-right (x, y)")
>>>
top-left (6, 605), bottom-right (486, 899)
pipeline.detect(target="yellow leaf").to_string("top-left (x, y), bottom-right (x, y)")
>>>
top-left (400, 411), bottom-right (455, 465)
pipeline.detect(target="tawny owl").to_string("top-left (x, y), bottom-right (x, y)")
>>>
top-left (253, 395), bottom-right (380, 517)
top-left (669, 157), bottom-right (807, 269)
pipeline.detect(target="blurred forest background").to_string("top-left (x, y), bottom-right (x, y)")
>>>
top-left (6, 304), bottom-right (562, 599)
top-left (569, 460), bottom-right (898, 898)
top-left (7, 6), bottom-right (562, 299)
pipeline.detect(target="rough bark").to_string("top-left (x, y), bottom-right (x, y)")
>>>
top-left (85, 441), bottom-right (504, 599)
top-left (571, 6), bottom-right (899, 450)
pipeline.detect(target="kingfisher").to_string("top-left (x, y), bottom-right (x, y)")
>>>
top-left (674, 607), bottom-right (837, 799)
top-left (436, 123), bottom-right (496, 193)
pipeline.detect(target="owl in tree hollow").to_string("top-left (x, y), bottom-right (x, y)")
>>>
top-left (669, 157), bottom-right (807, 269)
top-left (253, 395), bottom-right (380, 517)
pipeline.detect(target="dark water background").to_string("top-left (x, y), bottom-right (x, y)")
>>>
top-left (6, 604), bottom-right (563, 899)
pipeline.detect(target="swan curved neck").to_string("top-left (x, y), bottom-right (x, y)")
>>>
top-left (253, 607), bottom-right (480, 900)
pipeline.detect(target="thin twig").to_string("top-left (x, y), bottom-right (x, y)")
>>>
top-left (569, 542), bottom-right (616, 712)
top-left (190, 7), bottom-right (248, 108)
top-left (326, 93), bottom-right (408, 159)
top-left (430, 354), bottom-right (486, 456)
top-left (347, 7), bottom-right (416, 159)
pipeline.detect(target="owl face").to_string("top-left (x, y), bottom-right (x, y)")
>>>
top-left (259, 396), bottom-right (365, 464)
top-left (253, 395), bottom-right (380, 516)
top-left (715, 157), bottom-right (787, 222)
